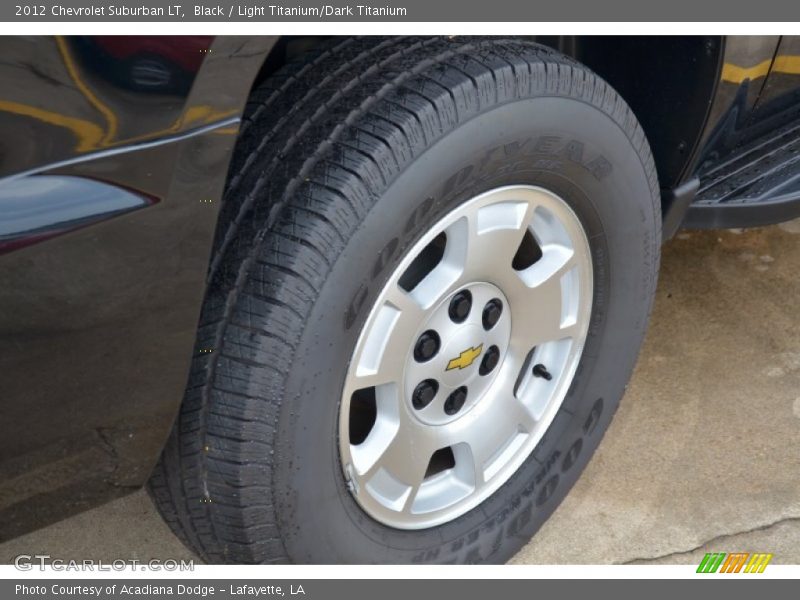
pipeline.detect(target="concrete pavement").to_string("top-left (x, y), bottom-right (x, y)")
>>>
top-left (2, 221), bottom-right (799, 565)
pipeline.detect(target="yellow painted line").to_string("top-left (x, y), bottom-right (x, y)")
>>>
top-left (0, 100), bottom-right (104, 152)
top-left (55, 35), bottom-right (118, 145)
top-left (0, 98), bottom-right (237, 153)
top-left (3, 38), bottom-right (239, 153)
top-left (722, 55), bottom-right (800, 84)
top-left (103, 106), bottom-right (239, 146)
top-left (771, 55), bottom-right (800, 75)
top-left (170, 105), bottom-right (239, 134)
top-left (181, 104), bottom-right (221, 127)
top-left (721, 59), bottom-right (772, 83)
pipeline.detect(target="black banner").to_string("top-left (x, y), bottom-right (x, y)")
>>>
top-left (3, 0), bottom-right (800, 22)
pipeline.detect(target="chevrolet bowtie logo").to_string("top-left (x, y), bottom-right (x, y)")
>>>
top-left (446, 344), bottom-right (483, 371)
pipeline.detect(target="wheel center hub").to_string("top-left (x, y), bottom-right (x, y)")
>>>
top-left (440, 326), bottom-right (484, 386)
top-left (404, 282), bottom-right (511, 426)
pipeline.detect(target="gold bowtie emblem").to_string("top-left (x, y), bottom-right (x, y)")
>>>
top-left (446, 344), bottom-right (483, 371)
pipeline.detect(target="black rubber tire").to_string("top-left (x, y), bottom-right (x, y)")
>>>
top-left (148, 36), bottom-right (661, 564)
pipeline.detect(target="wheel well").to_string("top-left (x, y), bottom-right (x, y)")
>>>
top-left (566, 36), bottom-right (723, 190)
top-left (249, 36), bottom-right (724, 192)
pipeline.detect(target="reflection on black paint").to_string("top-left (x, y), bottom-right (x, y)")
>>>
top-left (0, 36), bottom-right (218, 177)
top-left (74, 36), bottom-right (213, 94)
top-left (0, 36), bottom-right (274, 542)
top-left (0, 175), bottom-right (154, 254)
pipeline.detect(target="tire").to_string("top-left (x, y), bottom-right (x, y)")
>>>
top-left (148, 36), bottom-right (660, 564)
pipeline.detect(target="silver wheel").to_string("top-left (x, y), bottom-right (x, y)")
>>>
top-left (339, 185), bottom-right (593, 529)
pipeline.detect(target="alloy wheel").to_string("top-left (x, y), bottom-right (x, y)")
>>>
top-left (339, 185), bottom-right (593, 529)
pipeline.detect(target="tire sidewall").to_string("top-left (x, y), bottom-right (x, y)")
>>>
top-left (274, 95), bottom-right (658, 563)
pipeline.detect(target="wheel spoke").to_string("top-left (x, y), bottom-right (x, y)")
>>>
top-left (446, 393), bottom-right (535, 487)
top-left (462, 200), bottom-right (536, 280)
top-left (504, 244), bottom-right (581, 348)
top-left (408, 219), bottom-right (469, 309)
top-left (349, 284), bottom-right (425, 389)
top-left (361, 416), bottom-right (437, 512)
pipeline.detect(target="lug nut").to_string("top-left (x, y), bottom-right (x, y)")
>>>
top-left (414, 330), bottom-right (440, 362)
top-left (482, 298), bottom-right (503, 330)
top-left (532, 363), bottom-right (552, 381)
top-left (479, 345), bottom-right (500, 376)
top-left (444, 386), bottom-right (468, 415)
top-left (412, 379), bottom-right (439, 410)
top-left (448, 290), bottom-right (473, 323)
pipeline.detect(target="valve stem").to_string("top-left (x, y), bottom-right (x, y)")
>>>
top-left (532, 363), bottom-right (552, 381)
